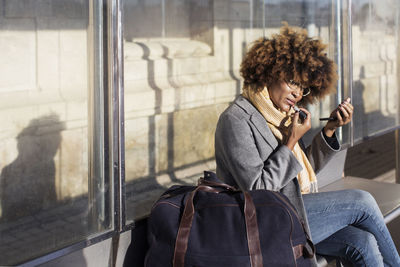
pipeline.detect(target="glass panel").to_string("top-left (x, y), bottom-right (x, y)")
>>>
top-left (123, 0), bottom-right (343, 223)
top-left (352, 0), bottom-right (400, 142)
top-left (0, 1), bottom-right (111, 265)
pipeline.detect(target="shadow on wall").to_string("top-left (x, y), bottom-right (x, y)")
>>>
top-left (0, 114), bottom-right (65, 222)
top-left (0, 114), bottom-right (90, 266)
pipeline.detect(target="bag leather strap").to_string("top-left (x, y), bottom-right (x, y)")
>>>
top-left (292, 237), bottom-right (315, 259)
top-left (243, 191), bottom-right (263, 267)
top-left (173, 184), bottom-right (263, 267)
top-left (299, 221), bottom-right (316, 259)
top-left (303, 236), bottom-right (316, 258)
top-left (197, 177), bottom-right (238, 191)
top-left (173, 186), bottom-right (221, 267)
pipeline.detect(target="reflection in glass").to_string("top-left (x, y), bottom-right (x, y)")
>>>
top-left (0, 1), bottom-right (110, 265)
top-left (351, 0), bottom-right (400, 142)
top-left (123, 0), bottom-right (343, 223)
top-left (1, 115), bottom-right (63, 221)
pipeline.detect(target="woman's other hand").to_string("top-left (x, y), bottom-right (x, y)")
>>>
top-left (285, 108), bottom-right (311, 150)
top-left (324, 97), bottom-right (354, 137)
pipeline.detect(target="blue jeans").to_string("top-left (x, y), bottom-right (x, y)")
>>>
top-left (303, 189), bottom-right (400, 267)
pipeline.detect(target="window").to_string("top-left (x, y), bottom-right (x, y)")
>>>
top-left (351, 0), bottom-right (400, 142)
top-left (0, 1), bottom-right (112, 265)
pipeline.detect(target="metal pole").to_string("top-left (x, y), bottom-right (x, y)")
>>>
top-left (396, 130), bottom-right (400, 183)
top-left (262, 0), bottom-right (265, 37)
top-left (108, 0), bottom-right (125, 231)
top-left (161, 0), bottom-right (166, 38)
top-left (335, 0), bottom-right (343, 142)
top-left (348, 0), bottom-right (354, 146)
top-left (88, 0), bottom-right (106, 232)
top-left (396, 3), bottom-right (400, 184)
top-left (250, 0), bottom-right (253, 33)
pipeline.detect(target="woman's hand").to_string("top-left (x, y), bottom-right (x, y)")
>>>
top-left (285, 108), bottom-right (311, 150)
top-left (324, 98), bottom-right (354, 137)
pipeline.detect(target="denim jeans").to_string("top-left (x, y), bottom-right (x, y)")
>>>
top-left (303, 189), bottom-right (400, 267)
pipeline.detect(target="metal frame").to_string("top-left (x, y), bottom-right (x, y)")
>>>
top-left (347, 0), bottom-right (354, 147)
top-left (396, 129), bottom-right (400, 184)
top-left (108, 0), bottom-right (126, 232)
top-left (334, 0), bottom-right (343, 143)
top-left (18, 231), bottom-right (116, 267)
top-left (396, 3), bottom-right (400, 184)
top-left (88, 0), bottom-right (107, 232)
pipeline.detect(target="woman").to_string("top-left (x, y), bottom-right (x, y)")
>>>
top-left (214, 25), bottom-right (400, 266)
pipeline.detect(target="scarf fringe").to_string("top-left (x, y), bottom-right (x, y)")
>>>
top-left (306, 181), bottom-right (319, 194)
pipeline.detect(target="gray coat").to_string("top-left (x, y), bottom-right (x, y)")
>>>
top-left (215, 95), bottom-right (341, 266)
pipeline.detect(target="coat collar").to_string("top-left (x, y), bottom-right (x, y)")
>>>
top-left (234, 95), bottom-right (278, 148)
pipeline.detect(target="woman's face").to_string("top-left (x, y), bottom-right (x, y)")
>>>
top-left (267, 81), bottom-right (304, 112)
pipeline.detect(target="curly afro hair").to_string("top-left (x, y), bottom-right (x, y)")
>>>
top-left (240, 23), bottom-right (338, 105)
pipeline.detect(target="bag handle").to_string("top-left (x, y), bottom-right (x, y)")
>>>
top-left (173, 184), bottom-right (263, 267)
top-left (243, 191), bottom-right (263, 267)
top-left (199, 175), bottom-right (263, 265)
top-left (197, 177), bottom-right (238, 191)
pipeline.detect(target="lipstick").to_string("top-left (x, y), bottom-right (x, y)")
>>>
top-left (293, 106), bottom-right (307, 121)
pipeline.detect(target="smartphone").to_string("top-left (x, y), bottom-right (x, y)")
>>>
top-left (319, 98), bottom-right (351, 121)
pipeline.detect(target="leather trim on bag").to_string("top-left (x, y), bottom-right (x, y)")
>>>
top-left (173, 186), bottom-right (222, 267)
top-left (293, 244), bottom-right (304, 259)
top-left (244, 192), bottom-right (264, 267)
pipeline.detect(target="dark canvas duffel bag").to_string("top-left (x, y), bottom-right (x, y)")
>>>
top-left (145, 171), bottom-right (315, 267)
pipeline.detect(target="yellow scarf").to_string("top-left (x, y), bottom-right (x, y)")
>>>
top-left (243, 87), bottom-right (318, 194)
